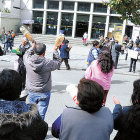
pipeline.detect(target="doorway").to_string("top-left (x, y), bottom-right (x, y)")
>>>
top-left (125, 25), bottom-right (133, 39)
top-left (76, 14), bottom-right (89, 37)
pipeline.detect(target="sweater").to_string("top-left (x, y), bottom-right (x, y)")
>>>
top-left (24, 47), bottom-right (61, 93)
top-left (85, 60), bottom-right (114, 90)
top-left (60, 106), bottom-right (113, 140)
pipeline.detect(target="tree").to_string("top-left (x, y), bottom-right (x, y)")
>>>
top-left (105, 0), bottom-right (140, 25)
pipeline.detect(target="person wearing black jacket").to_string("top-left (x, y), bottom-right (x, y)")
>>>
top-left (111, 40), bottom-right (123, 69)
top-left (113, 79), bottom-right (140, 140)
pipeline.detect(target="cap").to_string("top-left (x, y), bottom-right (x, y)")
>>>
top-left (64, 40), bottom-right (69, 44)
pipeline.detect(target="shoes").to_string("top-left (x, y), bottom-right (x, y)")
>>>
top-left (66, 68), bottom-right (70, 70)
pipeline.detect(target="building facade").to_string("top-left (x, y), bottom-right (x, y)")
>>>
top-left (29, 0), bottom-right (125, 41)
top-left (0, 0), bottom-right (21, 33)
top-left (0, 0), bottom-right (139, 42)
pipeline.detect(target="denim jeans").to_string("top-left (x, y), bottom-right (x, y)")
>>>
top-left (28, 91), bottom-right (51, 120)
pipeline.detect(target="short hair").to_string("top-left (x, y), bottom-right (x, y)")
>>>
top-left (77, 78), bottom-right (104, 113)
top-left (0, 69), bottom-right (22, 100)
top-left (34, 43), bottom-right (46, 55)
top-left (98, 50), bottom-right (114, 73)
top-left (92, 40), bottom-right (99, 46)
top-left (131, 79), bottom-right (140, 105)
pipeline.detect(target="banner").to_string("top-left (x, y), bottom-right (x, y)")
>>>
top-left (128, 49), bottom-right (138, 59)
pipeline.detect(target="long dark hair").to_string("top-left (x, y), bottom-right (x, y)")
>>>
top-left (131, 79), bottom-right (140, 105)
top-left (98, 49), bottom-right (114, 73)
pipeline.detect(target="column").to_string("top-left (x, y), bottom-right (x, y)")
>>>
top-left (104, 6), bottom-right (110, 37)
top-left (57, 0), bottom-right (62, 35)
top-left (88, 3), bottom-right (93, 40)
top-left (72, 2), bottom-right (78, 38)
top-left (42, 0), bottom-right (47, 34)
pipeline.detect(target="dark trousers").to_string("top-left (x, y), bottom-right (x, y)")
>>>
top-left (129, 58), bottom-right (137, 72)
top-left (113, 55), bottom-right (119, 69)
top-left (60, 58), bottom-right (70, 70)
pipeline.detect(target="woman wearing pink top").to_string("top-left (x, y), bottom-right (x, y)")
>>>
top-left (85, 50), bottom-right (114, 105)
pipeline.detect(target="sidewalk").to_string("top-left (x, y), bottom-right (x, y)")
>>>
top-left (0, 43), bottom-right (140, 76)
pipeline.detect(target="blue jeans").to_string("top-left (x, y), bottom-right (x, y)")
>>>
top-left (28, 91), bottom-right (51, 120)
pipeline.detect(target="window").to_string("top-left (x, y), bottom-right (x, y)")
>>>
top-left (33, 0), bottom-right (44, 9)
top-left (78, 2), bottom-right (90, 12)
top-left (48, 0), bottom-right (59, 9)
top-left (76, 14), bottom-right (89, 37)
top-left (91, 16), bottom-right (106, 39)
top-left (32, 11), bottom-right (44, 33)
top-left (94, 3), bottom-right (107, 13)
top-left (110, 16), bottom-right (123, 24)
top-left (61, 13), bottom-right (74, 36)
top-left (62, 1), bottom-right (74, 10)
top-left (46, 12), bottom-right (58, 35)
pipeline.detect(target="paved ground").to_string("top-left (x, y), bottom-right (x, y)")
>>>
top-left (0, 42), bottom-right (140, 140)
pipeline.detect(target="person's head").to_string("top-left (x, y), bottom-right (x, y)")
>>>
top-left (34, 43), bottom-right (46, 56)
top-left (64, 40), bottom-right (69, 45)
top-left (134, 42), bottom-right (139, 47)
top-left (129, 39), bottom-right (133, 44)
top-left (7, 31), bottom-right (11, 35)
top-left (0, 69), bottom-right (22, 101)
top-left (115, 40), bottom-right (118, 44)
top-left (77, 78), bottom-right (104, 113)
top-left (98, 50), bottom-right (114, 73)
top-left (93, 40), bottom-right (99, 48)
top-left (105, 37), bottom-right (109, 42)
top-left (22, 37), bottom-right (28, 46)
top-left (137, 36), bottom-right (139, 39)
top-left (131, 79), bottom-right (140, 105)
top-left (11, 30), bottom-right (13, 32)
top-left (123, 34), bottom-right (128, 41)
top-left (99, 35), bottom-right (104, 40)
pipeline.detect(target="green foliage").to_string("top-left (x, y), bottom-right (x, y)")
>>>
top-left (0, 8), bottom-right (10, 13)
top-left (105, 0), bottom-right (140, 25)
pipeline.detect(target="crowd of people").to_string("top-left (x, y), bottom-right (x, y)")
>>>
top-left (0, 29), bottom-right (140, 140)
top-left (0, 29), bottom-right (15, 55)
top-left (86, 34), bottom-right (140, 72)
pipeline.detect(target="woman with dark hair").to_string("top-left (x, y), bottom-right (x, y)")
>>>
top-left (113, 79), bottom-right (140, 140)
top-left (52, 79), bottom-right (113, 139)
top-left (0, 69), bottom-right (48, 140)
top-left (85, 49), bottom-right (114, 105)
top-left (86, 40), bottom-right (100, 66)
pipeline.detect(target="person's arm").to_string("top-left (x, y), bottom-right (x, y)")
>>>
top-left (92, 49), bottom-right (98, 60)
top-left (52, 115), bottom-right (62, 138)
top-left (112, 96), bottom-right (122, 120)
top-left (44, 46), bottom-right (61, 71)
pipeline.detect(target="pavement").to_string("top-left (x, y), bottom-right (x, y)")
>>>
top-left (0, 42), bottom-right (140, 140)
top-left (1, 42), bottom-right (140, 76)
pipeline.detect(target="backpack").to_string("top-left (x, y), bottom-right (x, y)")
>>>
top-left (11, 32), bottom-right (15, 38)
